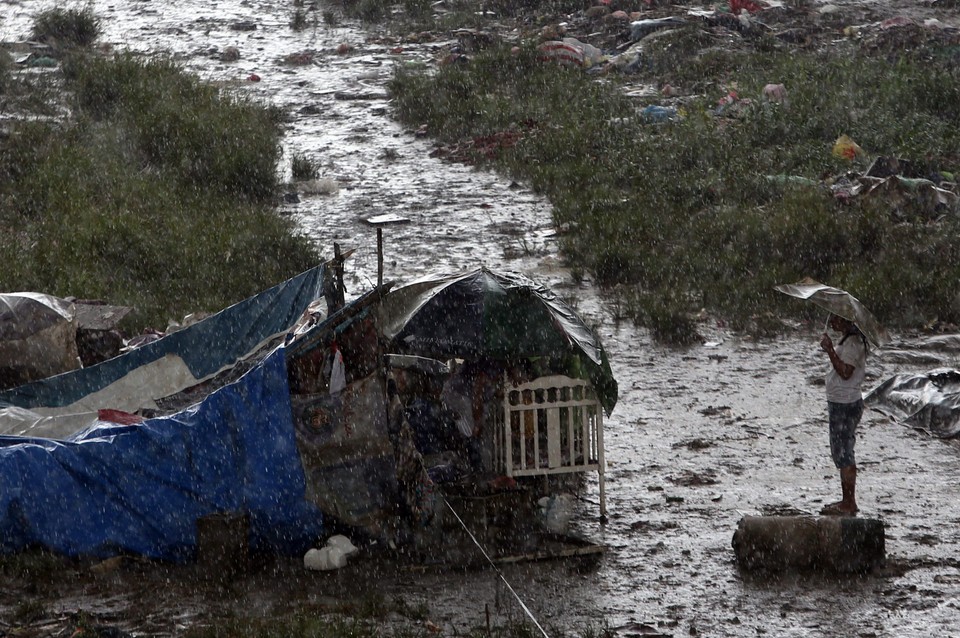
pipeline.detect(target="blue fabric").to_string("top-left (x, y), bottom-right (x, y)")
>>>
top-left (0, 350), bottom-right (323, 560)
top-left (0, 265), bottom-right (325, 410)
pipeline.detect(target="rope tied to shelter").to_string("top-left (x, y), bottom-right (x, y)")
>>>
top-left (442, 497), bottom-right (550, 638)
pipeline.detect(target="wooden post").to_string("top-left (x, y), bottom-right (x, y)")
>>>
top-left (377, 228), bottom-right (383, 288)
top-left (333, 243), bottom-right (346, 310)
top-left (363, 213), bottom-right (409, 288)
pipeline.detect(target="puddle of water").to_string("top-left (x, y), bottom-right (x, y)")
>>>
top-left (5, 1), bottom-right (960, 635)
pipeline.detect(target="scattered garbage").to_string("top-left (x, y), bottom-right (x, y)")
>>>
top-left (729, 0), bottom-right (768, 15)
top-left (304, 546), bottom-right (347, 571)
top-left (562, 37), bottom-right (606, 67)
top-left (72, 300), bottom-right (132, 366)
top-left (607, 10), bottom-right (631, 23)
top-left (283, 50), bottom-right (314, 65)
top-left (304, 534), bottom-right (358, 571)
top-left (766, 157), bottom-right (959, 220)
top-left (299, 177), bottom-right (340, 195)
top-left (629, 16), bottom-right (687, 41)
top-left (764, 174), bottom-right (820, 188)
top-left (326, 534), bottom-right (359, 557)
top-left (714, 89), bottom-right (751, 117)
top-left (832, 134), bottom-right (864, 160)
top-left (640, 104), bottom-right (678, 123)
top-left (21, 54), bottom-right (57, 67)
top-left (761, 82), bottom-right (787, 104)
top-left (538, 40), bottom-right (586, 67)
top-left (605, 41), bottom-right (645, 73)
top-left (219, 46), bottom-right (240, 62)
top-left (0, 293), bottom-right (80, 390)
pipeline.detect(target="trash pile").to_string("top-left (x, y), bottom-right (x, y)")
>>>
top-left (768, 153), bottom-right (959, 221)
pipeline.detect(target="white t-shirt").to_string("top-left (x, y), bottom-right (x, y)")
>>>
top-left (825, 333), bottom-right (866, 404)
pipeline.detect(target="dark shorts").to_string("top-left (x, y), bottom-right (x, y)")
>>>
top-left (828, 399), bottom-right (863, 469)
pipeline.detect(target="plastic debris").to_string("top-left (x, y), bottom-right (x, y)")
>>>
top-left (629, 17), bottom-right (687, 41)
top-left (832, 134), bottom-right (864, 160)
top-left (562, 37), bottom-right (606, 67)
top-left (537, 40), bottom-right (585, 67)
top-left (762, 83), bottom-right (787, 103)
top-left (640, 105), bottom-right (678, 123)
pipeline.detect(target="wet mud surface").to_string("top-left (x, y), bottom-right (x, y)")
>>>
top-left (4, 0), bottom-right (960, 635)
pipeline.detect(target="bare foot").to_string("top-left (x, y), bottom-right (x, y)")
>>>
top-left (820, 502), bottom-right (858, 516)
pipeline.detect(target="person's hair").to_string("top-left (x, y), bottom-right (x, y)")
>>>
top-left (838, 323), bottom-right (868, 355)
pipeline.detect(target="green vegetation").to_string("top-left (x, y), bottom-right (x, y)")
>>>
top-left (330, 0), bottom-right (582, 28)
top-left (291, 151), bottom-right (320, 180)
top-left (0, 46), bottom-right (319, 331)
top-left (329, 0), bottom-right (439, 25)
top-left (389, 35), bottom-right (960, 337)
top-left (31, 5), bottom-right (101, 48)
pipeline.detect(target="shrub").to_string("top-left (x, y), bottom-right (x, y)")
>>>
top-left (31, 6), bottom-right (101, 48)
top-left (0, 52), bottom-right (318, 331)
top-left (62, 52), bottom-right (282, 202)
top-left (291, 152), bottom-right (319, 180)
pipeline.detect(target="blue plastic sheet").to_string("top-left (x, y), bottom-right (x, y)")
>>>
top-left (0, 350), bottom-right (323, 560)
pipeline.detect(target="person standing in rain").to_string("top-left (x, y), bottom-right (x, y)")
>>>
top-left (819, 313), bottom-right (867, 516)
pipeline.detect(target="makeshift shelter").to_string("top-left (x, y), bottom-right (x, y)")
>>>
top-left (0, 263), bottom-right (615, 564)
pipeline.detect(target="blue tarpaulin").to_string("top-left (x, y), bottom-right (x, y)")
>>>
top-left (0, 349), bottom-right (324, 560)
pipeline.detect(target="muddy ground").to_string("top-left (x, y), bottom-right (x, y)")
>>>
top-left (4, 0), bottom-right (960, 636)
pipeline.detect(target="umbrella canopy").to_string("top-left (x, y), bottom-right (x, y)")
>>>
top-left (774, 278), bottom-right (891, 347)
top-left (378, 267), bottom-right (618, 414)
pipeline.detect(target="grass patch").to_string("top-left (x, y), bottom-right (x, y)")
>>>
top-left (291, 152), bottom-right (320, 180)
top-left (0, 36), bottom-right (319, 331)
top-left (389, 34), bottom-right (960, 340)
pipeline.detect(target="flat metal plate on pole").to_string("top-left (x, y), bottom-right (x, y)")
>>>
top-left (364, 213), bottom-right (411, 226)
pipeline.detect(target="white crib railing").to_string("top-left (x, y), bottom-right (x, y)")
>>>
top-left (495, 374), bottom-right (606, 516)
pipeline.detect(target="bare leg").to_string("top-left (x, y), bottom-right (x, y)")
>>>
top-left (839, 465), bottom-right (858, 513)
top-left (821, 465), bottom-right (858, 516)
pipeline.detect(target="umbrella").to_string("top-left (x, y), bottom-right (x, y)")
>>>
top-left (378, 267), bottom-right (618, 414)
top-left (774, 278), bottom-right (891, 347)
